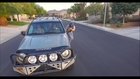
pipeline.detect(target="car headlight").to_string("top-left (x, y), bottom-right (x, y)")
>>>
top-left (49, 53), bottom-right (58, 61)
top-left (28, 56), bottom-right (37, 64)
top-left (39, 54), bottom-right (47, 63)
top-left (61, 50), bottom-right (72, 59)
top-left (17, 53), bottom-right (26, 64)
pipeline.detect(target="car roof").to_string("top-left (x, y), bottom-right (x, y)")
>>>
top-left (32, 17), bottom-right (61, 23)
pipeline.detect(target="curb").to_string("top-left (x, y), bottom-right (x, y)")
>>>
top-left (63, 19), bottom-right (140, 40)
top-left (0, 32), bottom-right (20, 44)
top-left (63, 19), bottom-right (114, 31)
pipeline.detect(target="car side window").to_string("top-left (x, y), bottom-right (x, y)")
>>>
top-left (57, 23), bottom-right (64, 32)
top-left (28, 25), bottom-right (34, 34)
top-left (49, 23), bottom-right (64, 33)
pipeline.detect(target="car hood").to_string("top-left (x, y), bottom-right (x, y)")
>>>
top-left (18, 33), bottom-right (70, 50)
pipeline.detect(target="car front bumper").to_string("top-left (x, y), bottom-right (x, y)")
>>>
top-left (10, 54), bottom-right (76, 76)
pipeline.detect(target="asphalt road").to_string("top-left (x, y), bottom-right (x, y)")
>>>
top-left (0, 20), bottom-right (139, 76)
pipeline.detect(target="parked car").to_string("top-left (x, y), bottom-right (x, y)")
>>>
top-left (10, 17), bottom-right (77, 76)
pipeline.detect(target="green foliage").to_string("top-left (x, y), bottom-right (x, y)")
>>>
top-left (85, 3), bottom-right (103, 15)
top-left (22, 3), bottom-right (36, 16)
top-left (8, 3), bottom-right (24, 15)
top-left (68, 2), bottom-right (87, 19)
top-left (34, 4), bottom-right (47, 15)
top-left (101, 4), bottom-right (110, 23)
top-left (0, 2), bottom-right (47, 18)
top-left (13, 18), bottom-right (17, 21)
top-left (115, 21), bottom-right (123, 27)
top-left (28, 16), bottom-right (34, 19)
top-left (79, 2), bottom-right (87, 19)
top-left (0, 3), bottom-right (10, 17)
top-left (8, 21), bottom-right (29, 26)
top-left (71, 3), bottom-right (81, 14)
top-left (67, 8), bottom-right (72, 14)
top-left (6, 17), bottom-right (11, 21)
top-left (111, 2), bottom-right (139, 25)
top-left (111, 3), bottom-right (139, 15)
top-left (74, 16), bottom-right (86, 21)
top-left (110, 14), bottom-right (122, 24)
top-left (89, 15), bottom-right (101, 24)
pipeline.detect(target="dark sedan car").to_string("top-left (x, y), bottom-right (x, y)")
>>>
top-left (10, 17), bottom-right (77, 76)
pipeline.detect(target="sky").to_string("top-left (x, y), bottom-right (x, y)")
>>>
top-left (36, 2), bottom-right (90, 11)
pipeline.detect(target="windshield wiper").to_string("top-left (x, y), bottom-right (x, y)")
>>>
top-left (44, 32), bottom-right (61, 34)
top-left (28, 33), bottom-right (45, 35)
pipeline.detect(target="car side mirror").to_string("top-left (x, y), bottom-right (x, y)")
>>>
top-left (21, 31), bottom-right (25, 36)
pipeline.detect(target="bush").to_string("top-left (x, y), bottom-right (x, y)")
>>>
top-left (74, 17), bottom-right (84, 21)
top-left (115, 21), bottom-right (123, 27)
top-left (109, 19), bottom-right (116, 24)
top-left (6, 18), bottom-right (11, 21)
top-left (90, 16), bottom-right (101, 24)
top-left (28, 16), bottom-right (34, 19)
top-left (101, 5), bottom-right (110, 23)
top-left (13, 18), bottom-right (17, 21)
top-left (119, 17), bottom-right (131, 23)
top-left (111, 14), bottom-right (122, 23)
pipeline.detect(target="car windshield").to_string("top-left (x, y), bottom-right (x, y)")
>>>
top-left (27, 22), bottom-right (65, 35)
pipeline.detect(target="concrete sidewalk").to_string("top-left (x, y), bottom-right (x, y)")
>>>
top-left (0, 24), bottom-right (28, 44)
top-left (64, 19), bottom-right (140, 40)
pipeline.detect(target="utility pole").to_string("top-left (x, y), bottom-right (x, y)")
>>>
top-left (103, 2), bottom-right (107, 27)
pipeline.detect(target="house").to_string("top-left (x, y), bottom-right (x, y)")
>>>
top-left (9, 14), bottom-right (35, 21)
top-left (48, 9), bottom-right (71, 18)
top-left (58, 9), bottom-right (67, 18)
top-left (47, 9), bottom-right (60, 17)
top-left (128, 8), bottom-right (140, 19)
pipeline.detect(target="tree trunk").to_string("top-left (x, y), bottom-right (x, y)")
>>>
top-left (76, 13), bottom-right (79, 18)
top-left (0, 16), bottom-right (8, 26)
top-left (11, 15), bottom-right (15, 22)
top-left (12, 15), bottom-right (15, 19)
top-left (122, 15), bottom-right (125, 26)
top-left (73, 13), bottom-right (74, 19)
top-left (17, 14), bottom-right (19, 21)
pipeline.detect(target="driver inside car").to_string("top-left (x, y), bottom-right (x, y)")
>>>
top-left (34, 24), bottom-right (45, 33)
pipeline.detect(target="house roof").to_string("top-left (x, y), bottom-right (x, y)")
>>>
top-left (58, 9), bottom-right (67, 12)
top-left (48, 9), bottom-right (67, 14)
top-left (48, 9), bottom-right (59, 14)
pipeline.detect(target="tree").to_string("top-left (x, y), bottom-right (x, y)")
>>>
top-left (101, 3), bottom-right (110, 24)
top-left (0, 2), bottom-right (47, 26)
top-left (22, 3), bottom-right (36, 18)
top-left (79, 2), bottom-right (87, 19)
top-left (111, 2), bottom-right (139, 26)
top-left (67, 8), bottom-right (72, 18)
top-left (69, 3), bottom-right (87, 19)
top-left (85, 3), bottom-right (103, 16)
top-left (70, 3), bottom-right (81, 18)
top-left (34, 4), bottom-right (47, 16)
top-left (68, 8), bottom-right (75, 18)
top-left (8, 3), bottom-right (24, 21)
top-left (0, 3), bottom-right (9, 26)
top-left (0, 3), bottom-right (23, 25)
